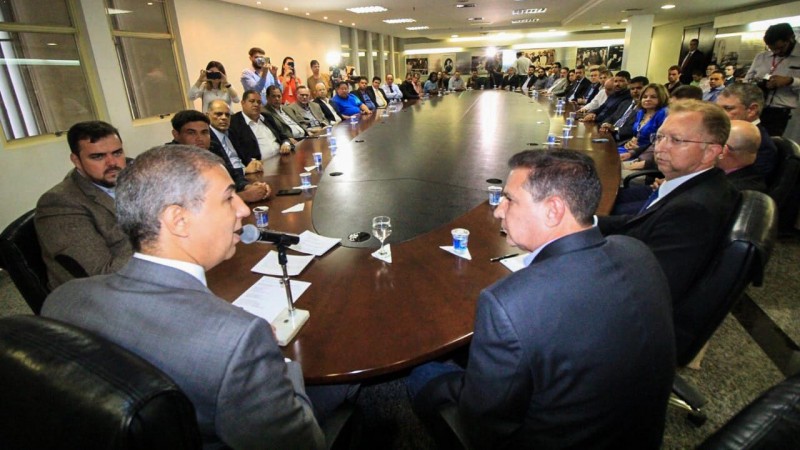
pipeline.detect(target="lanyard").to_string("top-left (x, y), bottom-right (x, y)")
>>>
top-left (770, 54), bottom-right (786, 74)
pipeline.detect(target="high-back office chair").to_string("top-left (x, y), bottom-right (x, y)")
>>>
top-left (0, 315), bottom-right (202, 449)
top-left (0, 210), bottom-right (50, 314)
top-left (670, 190), bottom-right (778, 425)
top-left (698, 372), bottom-right (800, 449)
top-left (767, 136), bottom-right (800, 231)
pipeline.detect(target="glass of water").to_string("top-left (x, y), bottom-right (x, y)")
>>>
top-left (372, 216), bottom-right (392, 256)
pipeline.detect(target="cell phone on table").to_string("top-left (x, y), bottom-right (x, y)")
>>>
top-left (277, 189), bottom-right (302, 196)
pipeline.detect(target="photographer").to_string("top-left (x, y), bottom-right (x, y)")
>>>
top-left (189, 61), bottom-right (239, 113)
top-left (240, 47), bottom-right (282, 105)
top-left (745, 23), bottom-right (800, 136)
top-left (279, 56), bottom-right (298, 105)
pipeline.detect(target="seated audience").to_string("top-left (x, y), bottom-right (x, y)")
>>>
top-left (670, 84), bottom-right (703, 100)
top-left (331, 81), bottom-right (371, 118)
top-left (230, 89), bottom-right (293, 161)
top-left (702, 70), bottom-right (725, 102)
top-left (400, 73), bottom-right (421, 99)
top-left (599, 76), bottom-right (648, 142)
top-left (582, 72), bottom-right (631, 123)
top-left (207, 100), bottom-right (262, 174)
top-left (189, 61), bottom-right (240, 113)
top-left (423, 72), bottom-right (440, 95)
top-left (408, 149), bottom-right (675, 450)
top-left (42, 145), bottom-right (335, 449)
top-left (619, 83), bottom-right (669, 163)
top-left (313, 81), bottom-right (342, 124)
top-left (578, 69), bottom-right (612, 113)
top-left (467, 69), bottom-right (482, 90)
top-left (543, 67), bottom-right (569, 96)
top-left (448, 71), bottom-right (466, 91)
top-left (370, 76), bottom-right (390, 107)
top-left (351, 77), bottom-right (378, 111)
top-left (720, 120), bottom-right (768, 192)
top-left (263, 85), bottom-right (308, 140)
top-left (35, 121), bottom-right (133, 289)
top-left (285, 85), bottom-right (329, 133)
top-left (576, 67), bottom-right (601, 105)
top-left (170, 109), bottom-right (270, 203)
top-left (664, 65), bottom-right (683, 95)
top-left (716, 83), bottom-right (778, 178)
top-left (381, 73), bottom-right (404, 100)
top-left (501, 67), bottom-right (520, 90)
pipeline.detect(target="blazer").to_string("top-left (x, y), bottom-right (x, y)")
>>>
top-left (314, 98), bottom-right (342, 124)
top-left (755, 123), bottom-right (778, 178)
top-left (679, 49), bottom-right (706, 85)
top-left (228, 111), bottom-right (286, 165)
top-left (283, 102), bottom-right (330, 131)
top-left (599, 168), bottom-right (740, 306)
top-left (565, 77), bottom-right (591, 101)
top-left (399, 80), bottom-right (420, 99)
top-left (200, 135), bottom-right (248, 192)
top-left (728, 164), bottom-right (767, 192)
top-left (417, 228), bottom-right (676, 449)
top-left (42, 257), bottom-right (324, 449)
top-left (370, 86), bottom-right (389, 105)
top-left (34, 168), bottom-right (132, 289)
top-left (264, 106), bottom-right (306, 140)
top-left (352, 88), bottom-right (378, 109)
top-left (595, 89), bottom-right (632, 124)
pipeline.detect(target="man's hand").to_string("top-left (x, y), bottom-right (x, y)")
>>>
top-left (307, 127), bottom-right (324, 137)
top-left (279, 142), bottom-right (292, 155)
top-left (581, 113), bottom-right (596, 122)
top-left (244, 159), bottom-right (263, 174)
top-left (767, 75), bottom-right (793, 89)
top-left (599, 123), bottom-right (613, 133)
top-left (239, 182), bottom-right (271, 202)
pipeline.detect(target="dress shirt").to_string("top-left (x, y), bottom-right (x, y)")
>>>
top-left (133, 252), bottom-right (206, 286)
top-left (745, 42), bottom-right (800, 109)
top-left (331, 93), bottom-right (364, 117)
top-left (649, 168), bottom-right (713, 208)
top-left (448, 77), bottom-right (465, 90)
top-left (211, 127), bottom-right (244, 170)
top-left (370, 87), bottom-right (387, 107)
top-left (584, 89), bottom-right (608, 112)
top-left (240, 67), bottom-right (282, 105)
top-left (520, 75), bottom-right (535, 92)
top-left (703, 87), bottom-right (724, 103)
top-left (547, 77), bottom-right (567, 95)
top-left (92, 183), bottom-right (115, 199)
top-left (359, 90), bottom-right (377, 110)
top-left (382, 83), bottom-right (403, 100)
top-left (276, 108), bottom-right (306, 138)
top-left (297, 103), bottom-right (322, 128)
top-left (316, 98), bottom-right (342, 123)
top-left (248, 116), bottom-right (281, 158)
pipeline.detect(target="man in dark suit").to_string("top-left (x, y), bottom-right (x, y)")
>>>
top-left (716, 83), bottom-right (778, 178)
top-left (170, 109), bottom-right (270, 203)
top-left (721, 120), bottom-right (768, 192)
top-left (35, 121), bottom-right (133, 289)
top-left (564, 65), bottom-right (591, 102)
top-left (229, 89), bottom-right (293, 163)
top-left (599, 100), bottom-right (740, 306)
top-left (42, 145), bottom-right (330, 449)
top-left (313, 81), bottom-right (342, 124)
top-left (351, 77), bottom-right (378, 111)
top-left (408, 150), bottom-right (676, 450)
top-left (263, 85), bottom-right (307, 142)
top-left (679, 38), bottom-right (706, 85)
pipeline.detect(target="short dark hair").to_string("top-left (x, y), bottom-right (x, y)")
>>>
top-left (671, 85), bottom-right (703, 100)
top-left (516, 51), bottom-right (524, 58)
top-left (554, 62), bottom-right (562, 69)
top-left (575, 65), bottom-right (585, 71)
top-left (171, 110), bottom-right (209, 132)
top-left (372, 76), bottom-right (381, 83)
top-left (248, 47), bottom-right (265, 56)
top-left (764, 23), bottom-right (795, 46)
top-left (334, 80), bottom-right (349, 90)
top-left (266, 85), bottom-right (281, 97)
top-left (310, 59), bottom-right (319, 67)
top-left (668, 65), bottom-right (680, 72)
top-left (507, 150), bottom-right (601, 226)
top-left (630, 76), bottom-right (649, 85)
top-left (67, 121), bottom-right (121, 155)
top-left (615, 70), bottom-right (631, 81)
top-left (711, 70), bottom-right (725, 77)
top-left (241, 89), bottom-right (260, 101)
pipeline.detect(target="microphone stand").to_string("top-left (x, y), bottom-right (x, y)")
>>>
top-left (272, 235), bottom-right (309, 346)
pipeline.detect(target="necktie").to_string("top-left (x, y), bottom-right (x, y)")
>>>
top-left (614, 102), bottom-right (636, 128)
top-left (637, 189), bottom-right (660, 214)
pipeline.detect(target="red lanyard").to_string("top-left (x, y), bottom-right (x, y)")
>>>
top-left (770, 54), bottom-right (786, 74)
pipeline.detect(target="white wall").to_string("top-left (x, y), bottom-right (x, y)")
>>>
top-left (0, 0), bottom-right (341, 230)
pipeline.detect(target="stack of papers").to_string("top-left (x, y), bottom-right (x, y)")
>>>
top-left (500, 253), bottom-right (529, 272)
top-left (233, 276), bottom-right (311, 322)
top-left (251, 251), bottom-right (315, 276)
top-left (289, 231), bottom-right (341, 256)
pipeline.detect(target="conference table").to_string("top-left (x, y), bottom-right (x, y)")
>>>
top-left (207, 90), bottom-right (621, 384)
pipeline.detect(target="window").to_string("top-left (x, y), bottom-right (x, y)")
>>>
top-left (0, 0), bottom-right (96, 141)
top-left (106, 0), bottom-right (185, 119)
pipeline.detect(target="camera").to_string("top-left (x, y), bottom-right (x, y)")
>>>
top-left (255, 56), bottom-right (266, 67)
top-left (756, 74), bottom-right (772, 98)
top-left (206, 71), bottom-right (222, 80)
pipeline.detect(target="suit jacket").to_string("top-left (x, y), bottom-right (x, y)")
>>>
top-left (607, 101), bottom-right (639, 142)
top-left (371, 86), bottom-right (389, 105)
top-left (352, 88), bottom-right (377, 109)
top-left (264, 106), bottom-right (306, 140)
top-left (400, 80), bottom-right (420, 99)
top-left (565, 77), bottom-right (591, 101)
top-left (200, 135), bottom-right (249, 192)
top-left (582, 82), bottom-right (602, 103)
top-left (228, 111), bottom-right (286, 165)
top-left (418, 228), bottom-right (675, 449)
top-left (728, 164), bottom-right (767, 192)
top-left (501, 74), bottom-right (521, 89)
top-left (599, 168), bottom-right (740, 306)
top-left (756, 123), bottom-right (778, 179)
top-left (42, 258), bottom-right (324, 449)
top-left (314, 98), bottom-right (342, 124)
top-left (35, 169), bottom-right (132, 289)
top-left (595, 89), bottom-right (632, 124)
top-left (679, 50), bottom-right (706, 85)
top-left (283, 102), bottom-right (330, 131)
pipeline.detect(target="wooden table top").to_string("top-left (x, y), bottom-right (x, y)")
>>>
top-left (207, 90), bottom-right (620, 384)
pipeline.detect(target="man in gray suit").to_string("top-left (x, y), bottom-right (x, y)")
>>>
top-left (284, 85), bottom-right (329, 134)
top-left (408, 150), bottom-right (676, 449)
top-left (43, 145), bottom-right (326, 449)
top-left (35, 121), bottom-right (133, 289)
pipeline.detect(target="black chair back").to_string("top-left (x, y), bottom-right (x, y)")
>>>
top-left (768, 137), bottom-right (800, 230)
top-left (673, 190), bottom-right (777, 365)
top-left (0, 315), bottom-right (201, 449)
top-left (699, 372), bottom-right (800, 449)
top-left (0, 210), bottom-right (49, 314)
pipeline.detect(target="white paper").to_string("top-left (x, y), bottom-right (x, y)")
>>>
top-left (371, 244), bottom-right (392, 263)
top-left (289, 230), bottom-right (341, 256)
top-left (304, 165), bottom-right (318, 172)
top-left (500, 253), bottom-right (529, 272)
top-left (251, 251), bottom-right (315, 276)
top-left (232, 276), bottom-right (311, 322)
top-left (292, 185), bottom-right (317, 190)
top-left (440, 246), bottom-right (472, 260)
top-left (282, 203), bottom-right (305, 213)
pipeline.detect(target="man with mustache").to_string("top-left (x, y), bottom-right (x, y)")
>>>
top-left (35, 121), bottom-right (133, 289)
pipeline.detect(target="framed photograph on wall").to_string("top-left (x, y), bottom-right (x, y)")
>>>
top-left (405, 58), bottom-right (429, 76)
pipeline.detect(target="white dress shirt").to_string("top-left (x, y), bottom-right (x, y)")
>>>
top-left (248, 116), bottom-right (281, 158)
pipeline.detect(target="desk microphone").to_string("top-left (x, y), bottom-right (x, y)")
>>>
top-left (239, 224), bottom-right (300, 245)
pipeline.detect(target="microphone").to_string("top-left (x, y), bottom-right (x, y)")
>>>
top-left (239, 224), bottom-right (300, 245)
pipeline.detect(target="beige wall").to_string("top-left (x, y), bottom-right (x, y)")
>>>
top-left (647, 16), bottom-right (715, 85)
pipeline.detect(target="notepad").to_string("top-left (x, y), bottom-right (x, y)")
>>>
top-left (289, 231), bottom-right (341, 256)
top-left (232, 276), bottom-right (310, 322)
top-left (251, 251), bottom-right (314, 277)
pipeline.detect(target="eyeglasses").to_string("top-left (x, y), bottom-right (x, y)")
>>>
top-left (651, 133), bottom-right (719, 147)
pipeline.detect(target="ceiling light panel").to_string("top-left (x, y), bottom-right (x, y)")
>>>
top-left (511, 18), bottom-right (540, 24)
top-left (512, 8), bottom-right (547, 15)
top-left (383, 18), bottom-right (416, 24)
top-left (347, 6), bottom-right (388, 14)
top-left (406, 26), bottom-right (430, 30)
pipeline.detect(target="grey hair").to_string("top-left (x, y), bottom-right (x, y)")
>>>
top-left (720, 83), bottom-right (765, 115)
top-left (115, 145), bottom-right (225, 251)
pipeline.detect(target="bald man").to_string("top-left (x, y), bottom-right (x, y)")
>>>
top-left (719, 120), bottom-right (767, 192)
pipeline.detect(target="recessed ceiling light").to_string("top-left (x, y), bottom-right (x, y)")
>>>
top-left (305, 12), bottom-right (310, 15)
top-left (46, 42), bottom-right (57, 46)
top-left (323, 16), bottom-right (328, 19)
top-left (256, 1), bottom-right (261, 4)
top-left (346, 6), bottom-right (388, 14)
top-left (467, 17), bottom-right (483, 21)
top-left (352, 23), bottom-right (356, 26)
top-left (146, 1), bottom-right (153, 4)
top-left (511, 18), bottom-right (540, 24)
top-left (512, 8), bottom-right (547, 15)
top-left (383, 18), bottom-right (416, 24)
top-left (451, 34), bottom-right (459, 38)
top-left (406, 26), bottom-right (430, 30)
top-left (338, 20), bottom-right (343, 23)
top-left (456, 3), bottom-right (476, 8)
top-left (621, 19), bottom-right (629, 23)
top-left (661, 4), bottom-right (676, 9)
top-left (283, 7), bottom-right (288, 11)
top-left (602, 25), bottom-right (610, 29)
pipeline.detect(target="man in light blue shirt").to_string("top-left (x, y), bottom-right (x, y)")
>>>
top-left (382, 73), bottom-right (403, 100)
top-left (240, 47), bottom-right (281, 105)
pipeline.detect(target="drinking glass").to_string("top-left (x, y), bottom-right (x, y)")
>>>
top-left (372, 216), bottom-right (392, 256)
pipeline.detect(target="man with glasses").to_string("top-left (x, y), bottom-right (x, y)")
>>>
top-left (285, 85), bottom-right (329, 134)
top-left (599, 100), bottom-right (739, 305)
top-left (745, 22), bottom-right (800, 136)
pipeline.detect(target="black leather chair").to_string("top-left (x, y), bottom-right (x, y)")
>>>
top-left (0, 210), bottom-right (49, 314)
top-left (670, 190), bottom-right (778, 425)
top-left (698, 372), bottom-right (800, 449)
top-left (0, 315), bottom-right (202, 449)
top-left (767, 136), bottom-right (800, 231)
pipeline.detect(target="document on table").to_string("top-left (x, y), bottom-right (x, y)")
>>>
top-left (251, 251), bottom-right (315, 276)
top-left (232, 276), bottom-right (310, 322)
top-left (289, 230), bottom-right (341, 256)
top-left (500, 253), bottom-right (529, 272)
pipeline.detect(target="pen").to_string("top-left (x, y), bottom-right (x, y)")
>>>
top-left (490, 253), bottom-right (519, 262)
